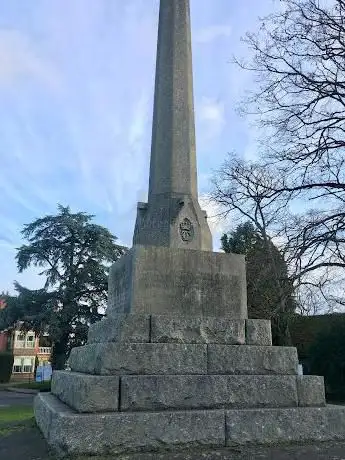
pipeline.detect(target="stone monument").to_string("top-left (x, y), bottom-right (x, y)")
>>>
top-left (35, 0), bottom-right (345, 456)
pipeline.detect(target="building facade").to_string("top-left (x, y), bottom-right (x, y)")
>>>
top-left (0, 329), bottom-right (51, 381)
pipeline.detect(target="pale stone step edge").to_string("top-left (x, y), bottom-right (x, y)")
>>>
top-left (35, 393), bottom-right (345, 457)
top-left (51, 371), bottom-right (325, 412)
top-left (88, 314), bottom-right (272, 346)
top-left (68, 343), bottom-right (298, 376)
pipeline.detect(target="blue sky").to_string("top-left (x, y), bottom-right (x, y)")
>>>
top-left (0, 0), bottom-right (276, 293)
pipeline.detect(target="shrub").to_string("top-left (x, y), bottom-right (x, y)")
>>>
top-left (0, 352), bottom-right (14, 383)
top-left (309, 320), bottom-right (345, 400)
top-left (15, 381), bottom-right (51, 391)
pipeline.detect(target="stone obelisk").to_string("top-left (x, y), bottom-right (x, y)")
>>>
top-left (133, 0), bottom-right (212, 251)
top-left (35, 1), bottom-right (342, 456)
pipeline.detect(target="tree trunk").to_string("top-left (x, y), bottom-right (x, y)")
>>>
top-left (51, 334), bottom-right (70, 370)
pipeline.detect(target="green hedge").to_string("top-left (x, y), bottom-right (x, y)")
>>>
top-left (0, 352), bottom-right (14, 383)
top-left (14, 381), bottom-right (51, 392)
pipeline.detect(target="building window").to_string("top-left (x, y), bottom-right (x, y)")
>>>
top-left (14, 331), bottom-right (36, 349)
top-left (26, 334), bottom-right (35, 348)
top-left (15, 333), bottom-right (26, 348)
top-left (23, 357), bottom-right (34, 373)
top-left (13, 357), bottom-right (22, 373)
top-left (12, 357), bottom-right (35, 373)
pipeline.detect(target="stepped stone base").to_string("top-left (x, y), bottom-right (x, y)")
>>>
top-left (35, 393), bottom-right (345, 457)
top-left (36, 311), bottom-right (332, 457)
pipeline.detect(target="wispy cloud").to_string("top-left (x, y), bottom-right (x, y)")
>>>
top-left (195, 24), bottom-right (232, 44)
top-left (198, 97), bottom-right (226, 141)
top-left (0, 0), bottom-right (274, 292)
top-left (0, 29), bottom-right (60, 89)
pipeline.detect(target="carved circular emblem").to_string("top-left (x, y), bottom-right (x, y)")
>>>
top-left (179, 218), bottom-right (194, 242)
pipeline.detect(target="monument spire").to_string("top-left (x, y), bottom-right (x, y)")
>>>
top-left (149, 0), bottom-right (197, 199)
top-left (133, 0), bottom-right (212, 250)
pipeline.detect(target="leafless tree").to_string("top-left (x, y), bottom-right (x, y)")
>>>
top-left (227, 0), bottom-right (345, 309)
top-left (212, 154), bottom-right (332, 315)
top-left (212, 155), bottom-right (299, 333)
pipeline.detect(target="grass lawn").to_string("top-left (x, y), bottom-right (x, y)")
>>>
top-left (0, 405), bottom-right (34, 437)
top-left (0, 405), bottom-right (34, 423)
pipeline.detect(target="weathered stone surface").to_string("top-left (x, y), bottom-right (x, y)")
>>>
top-left (246, 319), bottom-right (272, 346)
top-left (87, 314), bottom-right (150, 344)
top-left (120, 375), bottom-right (298, 411)
top-left (35, 393), bottom-right (225, 456)
top-left (67, 343), bottom-right (99, 374)
top-left (133, 0), bottom-right (212, 252)
top-left (208, 345), bottom-right (298, 375)
top-left (151, 316), bottom-right (245, 344)
top-left (34, 390), bottom-right (53, 441)
top-left (297, 375), bottom-right (326, 407)
top-left (69, 343), bottom-right (207, 375)
top-left (51, 371), bottom-right (119, 412)
top-left (35, 393), bottom-right (345, 456)
top-left (107, 246), bottom-right (247, 319)
top-left (226, 406), bottom-right (345, 445)
top-left (134, 196), bottom-right (213, 251)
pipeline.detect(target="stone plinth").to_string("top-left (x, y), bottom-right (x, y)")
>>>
top-left (35, 394), bottom-right (225, 456)
top-left (35, 394), bottom-right (345, 456)
top-left (107, 246), bottom-right (247, 319)
top-left (35, 310), bottom-right (333, 457)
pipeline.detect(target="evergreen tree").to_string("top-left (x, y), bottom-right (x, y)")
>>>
top-left (0, 205), bottom-right (125, 369)
top-left (222, 222), bottom-right (296, 344)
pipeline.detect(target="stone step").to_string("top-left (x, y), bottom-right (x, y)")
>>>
top-left (35, 392), bottom-right (345, 457)
top-left (120, 375), bottom-right (299, 411)
top-left (225, 405), bottom-right (339, 446)
top-left (150, 316), bottom-right (246, 345)
top-left (88, 314), bottom-right (150, 344)
top-left (51, 371), bottom-right (119, 413)
top-left (208, 345), bottom-right (298, 375)
top-left (87, 314), bottom-right (272, 346)
top-left (51, 372), bottom-right (325, 413)
top-left (68, 343), bottom-right (207, 375)
top-left (151, 317), bottom-right (272, 346)
top-left (68, 343), bottom-right (298, 376)
top-left (35, 393), bottom-right (225, 456)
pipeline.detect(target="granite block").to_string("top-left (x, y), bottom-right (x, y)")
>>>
top-left (51, 371), bottom-right (119, 412)
top-left (69, 343), bottom-right (207, 375)
top-left (35, 393), bottom-right (225, 456)
top-left (107, 246), bottom-right (247, 319)
top-left (296, 375), bottom-right (326, 407)
top-left (120, 374), bottom-right (298, 411)
top-left (208, 345), bottom-right (298, 375)
top-left (226, 406), bottom-right (345, 445)
top-left (246, 319), bottom-right (272, 345)
top-left (87, 314), bottom-right (150, 344)
top-left (151, 315), bottom-right (245, 344)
